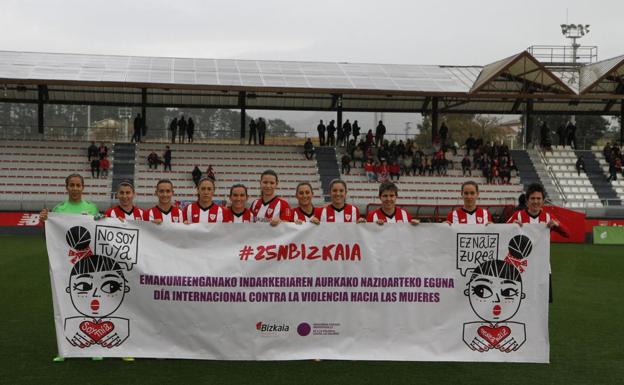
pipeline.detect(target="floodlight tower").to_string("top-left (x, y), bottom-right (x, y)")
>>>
top-left (560, 23), bottom-right (590, 65)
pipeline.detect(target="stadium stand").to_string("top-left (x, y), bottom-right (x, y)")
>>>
top-left (335, 148), bottom-right (523, 207)
top-left (542, 145), bottom-right (602, 208)
top-left (0, 140), bottom-right (113, 211)
top-left (591, 145), bottom-right (624, 202)
top-left (134, 143), bottom-right (324, 208)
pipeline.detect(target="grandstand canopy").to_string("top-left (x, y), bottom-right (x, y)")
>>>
top-left (0, 49), bottom-right (623, 116)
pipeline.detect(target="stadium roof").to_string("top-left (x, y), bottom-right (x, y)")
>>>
top-left (0, 50), bottom-right (623, 115)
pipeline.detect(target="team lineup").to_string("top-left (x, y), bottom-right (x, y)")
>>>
top-left (39, 169), bottom-right (569, 234)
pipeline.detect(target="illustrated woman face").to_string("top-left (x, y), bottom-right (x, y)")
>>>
top-left (67, 264), bottom-right (129, 318)
top-left (466, 273), bottom-right (524, 323)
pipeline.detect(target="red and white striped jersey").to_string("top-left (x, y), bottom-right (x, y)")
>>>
top-left (250, 196), bottom-right (291, 222)
top-left (291, 207), bottom-right (321, 222)
top-left (446, 207), bottom-right (492, 224)
top-left (145, 206), bottom-right (184, 223)
top-left (184, 202), bottom-right (232, 223)
top-left (105, 206), bottom-right (145, 221)
top-left (228, 208), bottom-right (255, 223)
top-left (318, 204), bottom-right (359, 223)
top-left (367, 207), bottom-right (412, 223)
top-left (506, 209), bottom-right (569, 238)
top-left (506, 209), bottom-right (551, 224)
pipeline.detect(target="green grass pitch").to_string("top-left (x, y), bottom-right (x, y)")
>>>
top-left (0, 235), bottom-right (622, 385)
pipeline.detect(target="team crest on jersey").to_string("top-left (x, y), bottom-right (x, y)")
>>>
top-left (193, 214), bottom-right (199, 218)
top-left (209, 214), bottom-right (216, 220)
top-left (173, 217), bottom-right (180, 223)
top-left (345, 214), bottom-right (351, 221)
top-left (267, 208), bottom-right (273, 216)
top-left (477, 217), bottom-right (483, 224)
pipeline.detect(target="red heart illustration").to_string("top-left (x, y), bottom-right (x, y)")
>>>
top-left (79, 320), bottom-right (115, 342)
top-left (478, 325), bottom-right (511, 347)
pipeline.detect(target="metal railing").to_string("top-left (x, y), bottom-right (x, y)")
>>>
top-left (538, 150), bottom-right (568, 204)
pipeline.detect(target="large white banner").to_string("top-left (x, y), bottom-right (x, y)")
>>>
top-left (45, 213), bottom-right (550, 362)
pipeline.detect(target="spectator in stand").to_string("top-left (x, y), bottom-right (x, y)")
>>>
top-left (482, 162), bottom-right (492, 184)
top-left (352, 120), bottom-right (360, 143)
top-left (608, 158), bottom-right (618, 182)
top-left (465, 133), bottom-right (476, 156)
top-left (389, 160), bottom-right (401, 181)
top-left (163, 146), bottom-right (172, 171)
top-left (461, 154), bottom-right (471, 176)
top-left (257, 117), bottom-right (267, 145)
top-left (377, 160), bottom-right (389, 183)
top-left (87, 141), bottom-right (98, 161)
top-left (365, 129), bottom-right (374, 147)
top-left (336, 121), bottom-right (344, 147)
top-left (445, 148), bottom-right (454, 170)
top-left (169, 117), bottom-right (178, 144)
top-left (352, 145), bottom-right (364, 167)
top-left (98, 143), bottom-right (108, 160)
top-left (401, 154), bottom-right (413, 176)
top-left (249, 118), bottom-right (257, 145)
top-left (616, 157), bottom-right (623, 179)
top-left (206, 165), bottom-right (216, 181)
top-left (566, 121), bottom-right (577, 149)
top-left (557, 123), bottom-right (566, 146)
top-left (192, 165), bottom-right (202, 186)
top-left (132, 113), bottom-right (142, 143)
top-left (500, 162), bottom-right (511, 184)
top-left (341, 153), bottom-right (351, 175)
top-left (90, 157), bottom-right (100, 178)
top-left (375, 120), bottom-right (386, 147)
top-left (178, 115), bottom-right (187, 143)
top-left (326, 120), bottom-right (336, 146)
top-left (99, 156), bottom-right (110, 178)
top-left (342, 120), bottom-right (352, 147)
top-left (539, 121), bottom-right (550, 149)
top-left (439, 122), bottom-right (449, 145)
top-left (187, 118), bottom-right (195, 143)
top-left (377, 144), bottom-right (389, 163)
top-left (575, 155), bottom-right (586, 176)
top-left (147, 151), bottom-right (159, 169)
top-left (603, 142), bottom-right (612, 162)
top-left (424, 155), bottom-right (433, 176)
top-left (303, 138), bottom-right (315, 160)
top-left (412, 152), bottom-right (423, 176)
top-left (491, 162), bottom-right (500, 184)
top-left (317, 120), bottom-right (326, 146)
top-left (364, 159), bottom-right (376, 182)
top-left (509, 157), bottom-right (518, 177)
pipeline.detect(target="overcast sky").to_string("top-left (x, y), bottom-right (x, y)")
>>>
top-left (2, 0), bottom-right (622, 65)
top-left (1, 0), bottom-right (622, 132)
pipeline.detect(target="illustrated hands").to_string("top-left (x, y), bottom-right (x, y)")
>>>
top-left (99, 318), bottom-right (130, 348)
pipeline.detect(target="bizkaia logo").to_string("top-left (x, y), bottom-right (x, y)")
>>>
top-left (256, 321), bottom-right (290, 333)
